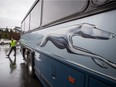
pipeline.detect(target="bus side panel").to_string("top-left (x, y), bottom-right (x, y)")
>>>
top-left (35, 52), bottom-right (85, 87)
top-left (88, 77), bottom-right (110, 87)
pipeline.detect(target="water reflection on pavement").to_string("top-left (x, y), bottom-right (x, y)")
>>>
top-left (0, 45), bottom-right (43, 87)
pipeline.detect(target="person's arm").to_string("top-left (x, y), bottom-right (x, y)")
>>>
top-left (9, 41), bottom-right (12, 47)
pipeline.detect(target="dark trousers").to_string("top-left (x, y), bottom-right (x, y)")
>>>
top-left (8, 46), bottom-right (16, 56)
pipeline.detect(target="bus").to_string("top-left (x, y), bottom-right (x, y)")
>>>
top-left (20, 0), bottom-right (116, 87)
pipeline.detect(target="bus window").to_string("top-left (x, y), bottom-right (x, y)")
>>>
top-left (42, 0), bottom-right (88, 26)
top-left (21, 21), bottom-right (25, 32)
top-left (30, 0), bottom-right (42, 30)
top-left (24, 15), bottom-right (30, 32)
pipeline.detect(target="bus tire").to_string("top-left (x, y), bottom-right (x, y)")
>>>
top-left (27, 51), bottom-right (35, 77)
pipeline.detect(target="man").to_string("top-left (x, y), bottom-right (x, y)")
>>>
top-left (7, 38), bottom-right (17, 57)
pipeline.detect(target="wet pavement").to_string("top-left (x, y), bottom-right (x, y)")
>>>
top-left (0, 45), bottom-right (43, 87)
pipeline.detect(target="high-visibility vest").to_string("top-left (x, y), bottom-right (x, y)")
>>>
top-left (10, 40), bottom-right (17, 47)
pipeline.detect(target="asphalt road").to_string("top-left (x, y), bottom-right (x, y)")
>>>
top-left (0, 44), bottom-right (43, 87)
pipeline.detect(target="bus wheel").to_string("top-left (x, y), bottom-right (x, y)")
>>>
top-left (27, 52), bottom-right (35, 77)
top-left (24, 50), bottom-right (29, 67)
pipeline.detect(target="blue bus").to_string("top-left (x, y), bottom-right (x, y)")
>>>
top-left (20, 0), bottom-right (116, 87)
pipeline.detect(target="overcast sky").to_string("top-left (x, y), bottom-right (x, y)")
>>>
top-left (0, 0), bottom-right (35, 29)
